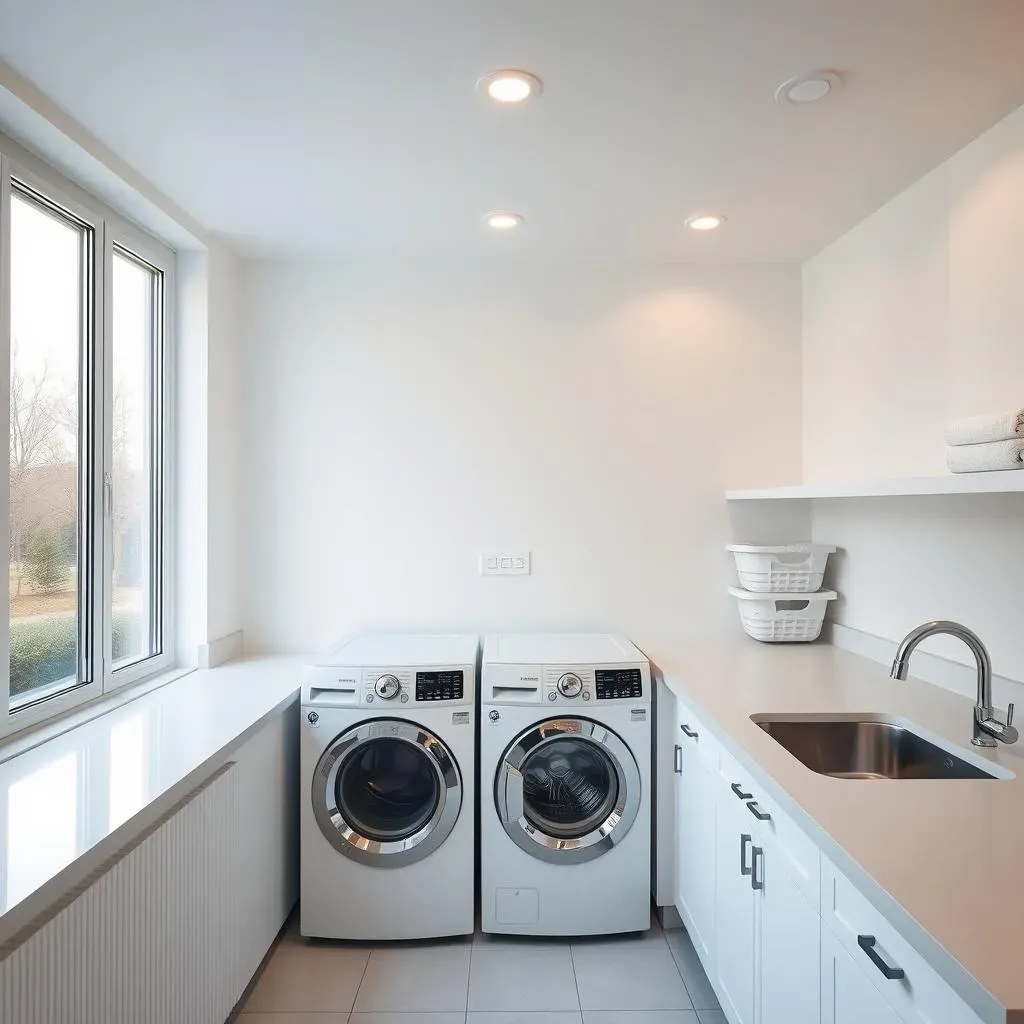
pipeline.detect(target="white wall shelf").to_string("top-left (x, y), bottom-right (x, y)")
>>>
top-left (726, 471), bottom-right (1024, 501)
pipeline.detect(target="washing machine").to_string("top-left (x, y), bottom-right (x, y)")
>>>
top-left (300, 633), bottom-right (478, 940)
top-left (480, 633), bottom-right (652, 936)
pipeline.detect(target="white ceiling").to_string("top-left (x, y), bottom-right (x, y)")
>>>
top-left (2, 0), bottom-right (1024, 262)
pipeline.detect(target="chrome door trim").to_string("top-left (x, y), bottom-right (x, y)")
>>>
top-left (312, 718), bottom-right (462, 868)
top-left (495, 717), bottom-right (641, 865)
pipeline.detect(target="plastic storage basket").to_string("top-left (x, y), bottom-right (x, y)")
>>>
top-left (728, 587), bottom-right (837, 643)
top-left (728, 544), bottom-right (836, 594)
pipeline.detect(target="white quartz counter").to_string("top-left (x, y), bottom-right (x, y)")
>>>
top-left (657, 640), bottom-right (1024, 1024)
top-left (0, 656), bottom-right (301, 949)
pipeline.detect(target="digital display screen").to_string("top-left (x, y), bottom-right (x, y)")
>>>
top-left (595, 669), bottom-right (643, 700)
top-left (415, 670), bottom-right (464, 701)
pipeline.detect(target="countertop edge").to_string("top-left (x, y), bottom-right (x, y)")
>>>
top-left (657, 659), bottom-right (1008, 1024)
top-left (0, 674), bottom-right (300, 955)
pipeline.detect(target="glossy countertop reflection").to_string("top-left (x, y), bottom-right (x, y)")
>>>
top-left (0, 656), bottom-right (300, 926)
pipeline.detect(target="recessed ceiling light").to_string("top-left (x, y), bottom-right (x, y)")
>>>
top-left (775, 71), bottom-right (841, 105)
top-left (485, 211), bottom-right (523, 230)
top-left (685, 214), bottom-right (725, 232)
top-left (477, 70), bottom-right (543, 104)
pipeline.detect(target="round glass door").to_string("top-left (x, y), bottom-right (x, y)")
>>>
top-left (495, 718), bottom-right (641, 864)
top-left (313, 719), bottom-right (462, 868)
top-left (521, 736), bottom-right (619, 839)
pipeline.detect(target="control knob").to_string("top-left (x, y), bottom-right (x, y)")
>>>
top-left (375, 674), bottom-right (401, 700)
top-left (557, 672), bottom-right (584, 698)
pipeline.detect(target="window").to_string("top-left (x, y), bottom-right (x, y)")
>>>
top-left (2, 149), bottom-right (173, 735)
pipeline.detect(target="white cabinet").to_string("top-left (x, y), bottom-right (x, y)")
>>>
top-left (674, 705), bottom-right (718, 967)
top-left (761, 844), bottom-right (820, 1024)
top-left (714, 750), bottom-right (820, 1024)
top-left (714, 780), bottom-right (757, 1024)
top-left (667, 688), bottom-right (987, 1024)
top-left (821, 923), bottom-right (901, 1024)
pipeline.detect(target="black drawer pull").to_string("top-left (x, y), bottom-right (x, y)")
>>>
top-left (673, 744), bottom-right (682, 774)
top-left (751, 845), bottom-right (764, 890)
top-left (680, 724), bottom-right (698, 739)
top-left (858, 935), bottom-right (905, 980)
top-left (731, 782), bottom-right (753, 800)
top-left (746, 800), bottom-right (771, 821)
top-left (740, 833), bottom-right (752, 876)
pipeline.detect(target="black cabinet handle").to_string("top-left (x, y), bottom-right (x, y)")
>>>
top-left (858, 935), bottom-right (905, 980)
top-left (674, 744), bottom-right (682, 775)
top-left (731, 782), bottom-right (753, 800)
top-left (746, 801), bottom-right (771, 821)
top-left (740, 833), bottom-right (752, 876)
top-left (751, 845), bottom-right (764, 890)
top-left (680, 724), bottom-right (698, 738)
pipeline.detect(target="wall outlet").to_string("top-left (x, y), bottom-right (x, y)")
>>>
top-left (480, 551), bottom-right (531, 576)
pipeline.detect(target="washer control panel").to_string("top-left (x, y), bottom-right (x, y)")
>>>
top-left (356, 666), bottom-right (473, 706)
top-left (595, 668), bottom-right (644, 701)
top-left (415, 669), bottom-right (465, 702)
top-left (544, 667), bottom-right (594, 704)
top-left (536, 664), bottom-right (649, 705)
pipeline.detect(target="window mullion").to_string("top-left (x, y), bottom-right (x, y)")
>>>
top-left (0, 155), bottom-right (11, 721)
top-left (98, 220), bottom-right (113, 691)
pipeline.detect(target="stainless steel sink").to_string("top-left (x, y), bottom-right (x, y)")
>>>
top-left (751, 714), bottom-right (1005, 780)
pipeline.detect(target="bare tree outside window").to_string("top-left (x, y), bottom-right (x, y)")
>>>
top-left (8, 191), bottom-right (84, 703)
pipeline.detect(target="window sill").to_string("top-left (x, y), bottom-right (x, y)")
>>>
top-left (1, 663), bottom-right (195, 766)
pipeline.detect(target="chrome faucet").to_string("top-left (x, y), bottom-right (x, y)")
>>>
top-left (891, 621), bottom-right (1017, 748)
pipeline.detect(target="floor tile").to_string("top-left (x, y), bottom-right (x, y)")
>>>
top-left (665, 931), bottom-right (721, 1011)
top-left (572, 947), bottom-right (693, 1012)
top-left (469, 948), bottom-right (580, 1012)
top-left (351, 1014), bottom-right (467, 1023)
top-left (569, 914), bottom-right (666, 955)
top-left (244, 944), bottom-right (369, 1013)
top-left (696, 1012), bottom-right (727, 1024)
top-left (468, 1015), bottom-right (583, 1024)
top-left (473, 931), bottom-right (566, 951)
top-left (239, 1015), bottom-right (349, 1023)
top-left (584, 1014), bottom-right (698, 1024)
top-left (354, 946), bottom-right (471, 1013)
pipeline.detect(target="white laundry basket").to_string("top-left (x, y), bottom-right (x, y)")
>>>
top-left (728, 544), bottom-right (836, 593)
top-left (728, 587), bottom-right (837, 643)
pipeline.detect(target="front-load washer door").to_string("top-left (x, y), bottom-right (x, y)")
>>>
top-left (312, 718), bottom-right (462, 868)
top-left (495, 717), bottom-right (641, 865)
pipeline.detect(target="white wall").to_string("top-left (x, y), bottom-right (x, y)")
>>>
top-left (205, 243), bottom-right (243, 645)
top-left (803, 102), bottom-right (1024, 481)
top-left (240, 261), bottom-right (804, 661)
top-left (803, 101), bottom-right (1024, 688)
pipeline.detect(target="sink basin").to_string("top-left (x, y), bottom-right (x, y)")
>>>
top-left (751, 714), bottom-right (1004, 780)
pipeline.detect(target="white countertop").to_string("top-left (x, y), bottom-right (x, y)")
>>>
top-left (657, 640), bottom-right (1024, 1024)
top-left (0, 656), bottom-right (300, 947)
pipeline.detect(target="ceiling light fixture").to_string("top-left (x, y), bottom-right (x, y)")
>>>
top-left (685, 214), bottom-right (725, 232)
top-left (775, 70), bottom-right (841, 105)
top-left (485, 211), bottom-right (523, 231)
top-left (477, 69), bottom-right (543, 104)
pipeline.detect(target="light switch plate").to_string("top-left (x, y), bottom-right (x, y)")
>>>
top-left (480, 551), bottom-right (531, 576)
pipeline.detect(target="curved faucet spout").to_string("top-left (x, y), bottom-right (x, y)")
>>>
top-left (890, 621), bottom-right (1015, 749)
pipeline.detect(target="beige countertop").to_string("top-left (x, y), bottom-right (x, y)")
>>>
top-left (656, 640), bottom-right (1024, 1024)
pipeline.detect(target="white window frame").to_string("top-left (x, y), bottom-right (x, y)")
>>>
top-left (103, 216), bottom-right (175, 693)
top-left (0, 136), bottom-right (176, 738)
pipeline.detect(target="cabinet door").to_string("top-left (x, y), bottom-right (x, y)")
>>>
top-left (821, 925), bottom-right (901, 1024)
top-left (684, 749), bottom-right (716, 962)
top-left (761, 844), bottom-right (820, 1024)
top-left (715, 783), bottom-right (756, 1024)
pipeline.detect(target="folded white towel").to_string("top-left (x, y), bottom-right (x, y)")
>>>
top-left (946, 438), bottom-right (1024, 473)
top-left (945, 409), bottom-right (1024, 446)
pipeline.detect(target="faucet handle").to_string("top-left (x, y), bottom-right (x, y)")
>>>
top-left (1007, 703), bottom-right (1015, 728)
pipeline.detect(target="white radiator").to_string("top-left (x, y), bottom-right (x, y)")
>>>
top-left (0, 764), bottom-right (243, 1024)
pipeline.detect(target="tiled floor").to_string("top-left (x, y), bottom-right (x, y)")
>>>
top-left (238, 910), bottom-right (724, 1024)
